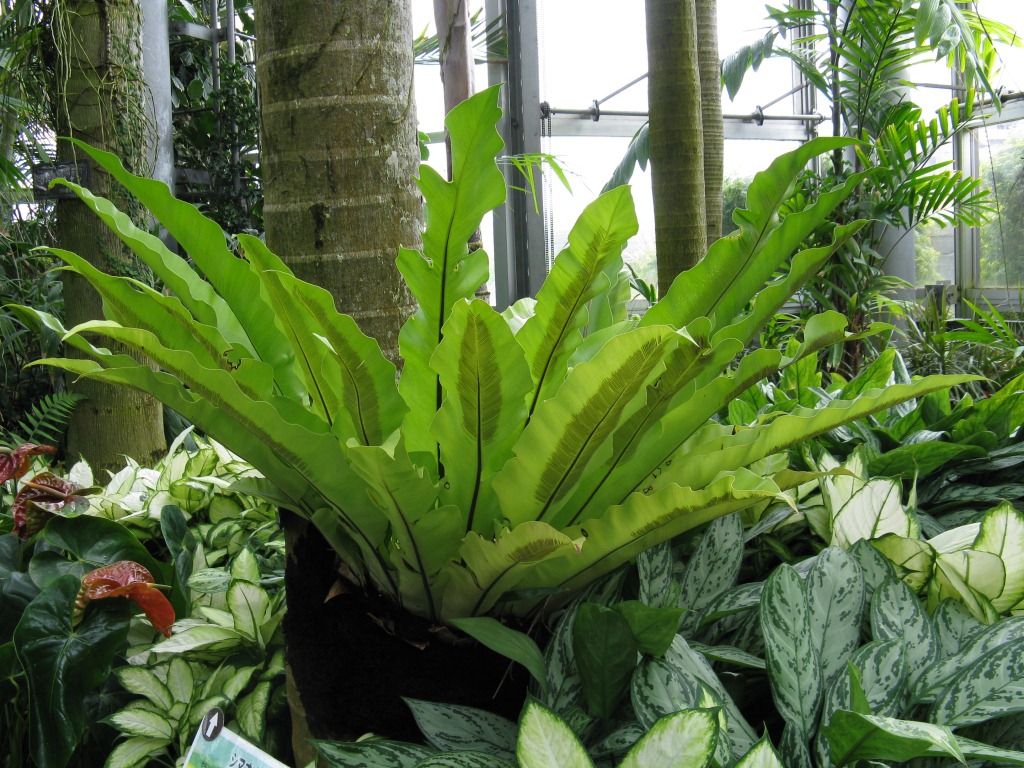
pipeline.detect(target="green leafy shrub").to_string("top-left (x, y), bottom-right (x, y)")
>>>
top-left (13, 87), bottom-right (973, 629)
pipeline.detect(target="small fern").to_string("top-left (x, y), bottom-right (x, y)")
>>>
top-left (0, 391), bottom-right (85, 447)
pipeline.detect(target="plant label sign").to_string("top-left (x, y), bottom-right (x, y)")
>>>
top-left (184, 708), bottom-right (289, 768)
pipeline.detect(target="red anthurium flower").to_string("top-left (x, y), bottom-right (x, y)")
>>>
top-left (11, 472), bottom-right (89, 540)
top-left (0, 444), bottom-right (57, 485)
top-left (74, 561), bottom-right (175, 638)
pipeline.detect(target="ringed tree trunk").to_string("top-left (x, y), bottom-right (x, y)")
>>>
top-left (696, 0), bottom-right (723, 247)
top-left (254, 0), bottom-right (420, 363)
top-left (53, 0), bottom-right (166, 470)
top-left (254, 0), bottom-right (425, 759)
top-left (645, 0), bottom-right (706, 299)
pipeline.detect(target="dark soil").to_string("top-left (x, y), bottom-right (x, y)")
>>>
top-left (283, 520), bottom-right (530, 743)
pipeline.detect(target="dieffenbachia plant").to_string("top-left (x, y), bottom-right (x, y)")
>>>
top-left (14, 85), bottom-right (973, 624)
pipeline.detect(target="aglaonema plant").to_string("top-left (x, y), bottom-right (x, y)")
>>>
top-left (12, 85), bottom-right (973, 627)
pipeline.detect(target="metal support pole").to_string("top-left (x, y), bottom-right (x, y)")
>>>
top-left (504, 0), bottom-right (547, 301)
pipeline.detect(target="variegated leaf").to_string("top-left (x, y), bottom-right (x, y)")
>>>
top-left (236, 681), bottom-right (271, 741)
top-left (848, 540), bottom-right (898, 597)
top-left (631, 656), bottom-right (703, 729)
top-left (930, 637), bottom-right (1024, 726)
top-left (917, 616), bottom-right (1024, 700)
top-left (821, 639), bottom-right (908, 732)
top-left (619, 709), bottom-right (718, 768)
top-left (114, 666), bottom-right (172, 711)
top-left (516, 700), bottom-right (594, 768)
top-left (689, 643), bottom-right (765, 670)
top-left (734, 735), bottom-right (785, 768)
top-left (413, 751), bottom-right (516, 768)
top-left (313, 739), bottom-right (435, 768)
top-left (779, 723), bottom-right (813, 768)
top-left (664, 636), bottom-right (758, 753)
top-left (807, 547), bottom-right (866, 688)
top-left (104, 736), bottom-right (171, 768)
top-left (973, 501), bottom-right (1024, 611)
top-left (590, 723), bottom-right (645, 759)
top-left (638, 541), bottom-right (678, 610)
top-left (104, 709), bottom-right (174, 740)
top-left (870, 577), bottom-right (939, 692)
top-left (760, 565), bottom-right (822, 741)
top-left (679, 514), bottom-right (744, 635)
top-left (228, 580), bottom-right (271, 644)
top-left (698, 582), bottom-right (763, 628)
top-left (932, 599), bottom-right (985, 659)
top-left (404, 699), bottom-right (517, 758)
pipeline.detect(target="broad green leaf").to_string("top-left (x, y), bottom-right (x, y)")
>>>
top-left (643, 137), bottom-right (863, 331)
top-left (931, 637), bottom-right (1024, 726)
top-left (399, 85), bottom-right (505, 455)
top-left (14, 575), bottom-right (131, 768)
top-left (517, 700), bottom-right (595, 768)
top-left (114, 666), bottom-right (173, 711)
top-left (431, 300), bottom-right (532, 535)
top-left (103, 736), bottom-right (171, 768)
top-left (760, 564), bottom-right (822, 741)
top-left (42, 514), bottom-right (163, 580)
top-left (637, 542), bottom-right (678, 610)
top-left (679, 514), bottom-right (744, 635)
top-left (347, 440), bottom-right (461, 620)
top-left (869, 441), bottom-right (986, 479)
top-left (236, 680), bottom-right (272, 741)
top-left (403, 699), bottom-right (517, 758)
top-left (65, 140), bottom-right (304, 398)
top-left (631, 656), bottom-right (702, 729)
top-left (160, 504), bottom-right (197, 616)
top-left (104, 709), bottom-right (175, 740)
top-left (734, 735), bottom-right (785, 768)
top-left (619, 709), bottom-right (718, 768)
top-left (239, 234), bottom-right (404, 443)
top-left (495, 325), bottom-right (675, 529)
top-left (825, 710), bottom-right (966, 766)
top-left (520, 472), bottom-right (780, 599)
top-left (612, 601), bottom-right (683, 657)
top-left (807, 547), bottom-right (865, 688)
top-left (448, 617), bottom-right (548, 700)
top-left (443, 522), bottom-right (581, 620)
top-left (572, 603), bottom-right (638, 720)
top-left (974, 501), bottom-right (1024, 611)
top-left (313, 739), bottom-right (435, 768)
top-left (516, 185), bottom-right (638, 413)
top-left (871, 577), bottom-right (939, 691)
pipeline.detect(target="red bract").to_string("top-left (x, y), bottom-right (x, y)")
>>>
top-left (11, 472), bottom-right (89, 540)
top-left (0, 444), bottom-right (57, 484)
top-left (74, 561), bottom-right (175, 638)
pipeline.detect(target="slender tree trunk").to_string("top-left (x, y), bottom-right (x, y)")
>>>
top-left (53, 0), bottom-right (165, 470)
top-left (254, 0), bottom-right (421, 362)
top-left (433, 0), bottom-right (473, 180)
top-left (646, 0), bottom-right (706, 299)
top-left (697, 0), bottom-right (723, 247)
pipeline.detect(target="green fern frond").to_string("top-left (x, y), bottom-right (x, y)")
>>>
top-left (1, 391), bottom-right (85, 447)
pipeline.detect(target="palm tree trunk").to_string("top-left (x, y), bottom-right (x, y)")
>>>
top-left (646, 0), bottom-right (706, 299)
top-left (53, 0), bottom-right (165, 471)
top-left (433, 0), bottom-right (474, 179)
top-left (697, 0), bottom-right (723, 247)
top-left (254, 0), bottom-right (421, 362)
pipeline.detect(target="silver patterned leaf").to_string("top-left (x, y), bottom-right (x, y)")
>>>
top-left (930, 637), bottom-right (1024, 727)
top-left (808, 547), bottom-right (866, 689)
top-left (870, 577), bottom-right (939, 693)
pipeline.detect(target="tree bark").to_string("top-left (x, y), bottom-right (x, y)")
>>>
top-left (697, 0), bottom-right (723, 247)
top-left (646, 0), bottom-right (706, 299)
top-left (53, 0), bottom-right (166, 470)
top-left (254, 0), bottom-right (421, 362)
